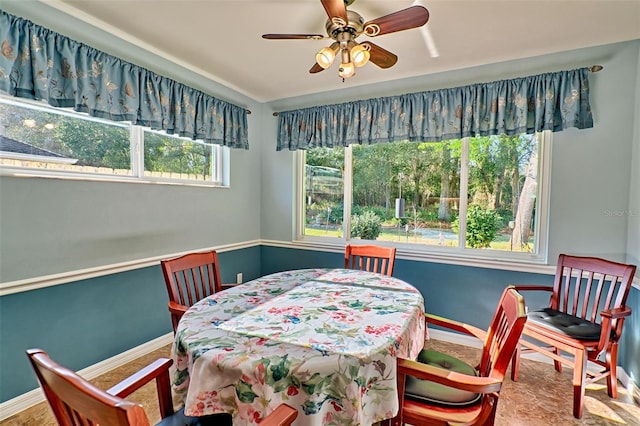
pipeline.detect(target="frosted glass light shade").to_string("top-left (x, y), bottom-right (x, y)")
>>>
top-left (338, 62), bottom-right (355, 78)
top-left (351, 44), bottom-right (370, 67)
top-left (315, 45), bottom-right (338, 69)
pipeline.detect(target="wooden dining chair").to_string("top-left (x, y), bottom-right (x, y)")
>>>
top-left (510, 254), bottom-right (636, 419)
top-left (344, 244), bottom-right (397, 276)
top-left (27, 348), bottom-right (298, 426)
top-left (390, 286), bottom-right (527, 426)
top-left (161, 250), bottom-right (235, 333)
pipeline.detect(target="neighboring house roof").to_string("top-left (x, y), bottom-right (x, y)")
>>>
top-left (0, 135), bottom-right (78, 164)
top-left (0, 135), bottom-right (66, 157)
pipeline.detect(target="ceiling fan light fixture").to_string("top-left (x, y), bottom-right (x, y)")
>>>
top-left (338, 61), bottom-right (355, 79)
top-left (263, 1), bottom-right (430, 81)
top-left (350, 43), bottom-right (370, 67)
top-left (315, 43), bottom-right (339, 69)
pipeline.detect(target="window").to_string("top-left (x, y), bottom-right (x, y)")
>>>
top-left (0, 96), bottom-right (226, 185)
top-left (299, 132), bottom-right (550, 261)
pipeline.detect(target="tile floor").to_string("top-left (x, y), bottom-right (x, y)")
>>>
top-left (3, 340), bottom-right (639, 425)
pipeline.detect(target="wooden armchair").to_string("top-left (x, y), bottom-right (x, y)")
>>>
top-left (390, 286), bottom-right (527, 426)
top-left (26, 348), bottom-right (297, 426)
top-left (161, 250), bottom-right (235, 333)
top-left (344, 244), bottom-right (397, 276)
top-left (510, 254), bottom-right (636, 418)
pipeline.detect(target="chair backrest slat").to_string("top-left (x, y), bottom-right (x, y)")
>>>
top-left (191, 267), bottom-right (203, 303)
top-left (205, 264), bottom-right (217, 295)
top-left (588, 273), bottom-right (604, 322)
top-left (602, 274), bottom-right (617, 310)
top-left (175, 271), bottom-right (189, 306)
top-left (570, 268), bottom-right (583, 316)
top-left (580, 272), bottom-right (595, 319)
top-left (560, 269), bottom-right (571, 312)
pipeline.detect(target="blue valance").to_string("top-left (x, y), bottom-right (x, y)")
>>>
top-left (0, 11), bottom-right (248, 149)
top-left (277, 68), bottom-right (593, 151)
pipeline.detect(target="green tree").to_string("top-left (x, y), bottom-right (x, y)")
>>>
top-left (144, 132), bottom-right (212, 179)
top-left (452, 205), bottom-right (501, 248)
top-left (53, 118), bottom-right (129, 168)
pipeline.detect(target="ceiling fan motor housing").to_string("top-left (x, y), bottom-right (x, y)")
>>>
top-left (326, 10), bottom-right (365, 38)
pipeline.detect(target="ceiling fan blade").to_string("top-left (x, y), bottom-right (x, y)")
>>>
top-left (309, 63), bottom-right (326, 74)
top-left (363, 5), bottom-right (429, 37)
top-left (262, 34), bottom-right (325, 40)
top-left (320, 0), bottom-right (348, 26)
top-left (361, 42), bottom-right (398, 69)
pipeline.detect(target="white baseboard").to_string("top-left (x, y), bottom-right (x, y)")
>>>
top-left (0, 332), bottom-right (174, 421)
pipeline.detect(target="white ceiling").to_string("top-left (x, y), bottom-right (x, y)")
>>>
top-left (25, 1), bottom-right (640, 102)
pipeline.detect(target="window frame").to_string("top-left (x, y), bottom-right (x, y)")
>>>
top-left (0, 95), bottom-right (228, 187)
top-left (296, 132), bottom-right (552, 264)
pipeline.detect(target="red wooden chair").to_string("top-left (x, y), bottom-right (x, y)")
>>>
top-left (344, 244), bottom-right (397, 276)
top-left (390, 286), bottom-right (527, 426)
top-left (510, 254), bottom-right (636, 418)
top-left (26, 348), bottom-right (297, 426)
top-left (161, 250), bottom-right (235, 333)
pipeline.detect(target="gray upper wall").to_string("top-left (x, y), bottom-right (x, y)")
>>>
top-left (260, 41), bottom-right (640, 266)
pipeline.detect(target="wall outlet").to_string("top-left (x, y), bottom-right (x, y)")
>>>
top-left (236, 273), bottom-right (243, 284)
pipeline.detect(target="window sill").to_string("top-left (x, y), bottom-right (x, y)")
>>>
top-left (266, 238), bottom-right (554, 276)
top-left (0, 166), bottom-right (228, 188)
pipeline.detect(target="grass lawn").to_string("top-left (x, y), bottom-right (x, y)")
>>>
top-left (304, 227), bottom-right (533, 252)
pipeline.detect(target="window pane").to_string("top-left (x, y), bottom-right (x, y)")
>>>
top-left (0, 99), bottom-right (131, 175)
top-left (143, 131), bottom-right (216, 182)
top-left (464, 134), bottom-right (538, 252)
top-left (303, 147), bottom-right (344, 237)
top-left (351, 141), bottom-right (460, 245)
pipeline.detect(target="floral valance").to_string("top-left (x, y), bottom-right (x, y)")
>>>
top-left (277, 68), bottom-right (593, 151)
top-left (0, 11), bottom-right (248, 149)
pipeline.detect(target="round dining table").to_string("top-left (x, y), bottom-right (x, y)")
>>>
top-left (170, 268), bottom-right (426, 425)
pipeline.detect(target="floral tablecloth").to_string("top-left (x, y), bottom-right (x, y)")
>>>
top-left (170, 268), bottom-right (426, 425)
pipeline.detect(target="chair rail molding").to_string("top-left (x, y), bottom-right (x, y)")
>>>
top-left (0, 240), bottom-right (261, 296)
top-left (2, 239), bottom-right (638, 296)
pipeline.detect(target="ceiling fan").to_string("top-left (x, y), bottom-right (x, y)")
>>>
top-left (262, 0), bottom-right (429, 80)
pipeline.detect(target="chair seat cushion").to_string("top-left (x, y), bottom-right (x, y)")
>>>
top-left (404, 349), bottom-right (481, 407)
top-left (156, 409), bottom-right (232, 426)
top-left (527, 308), bottom-right (601, 340)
